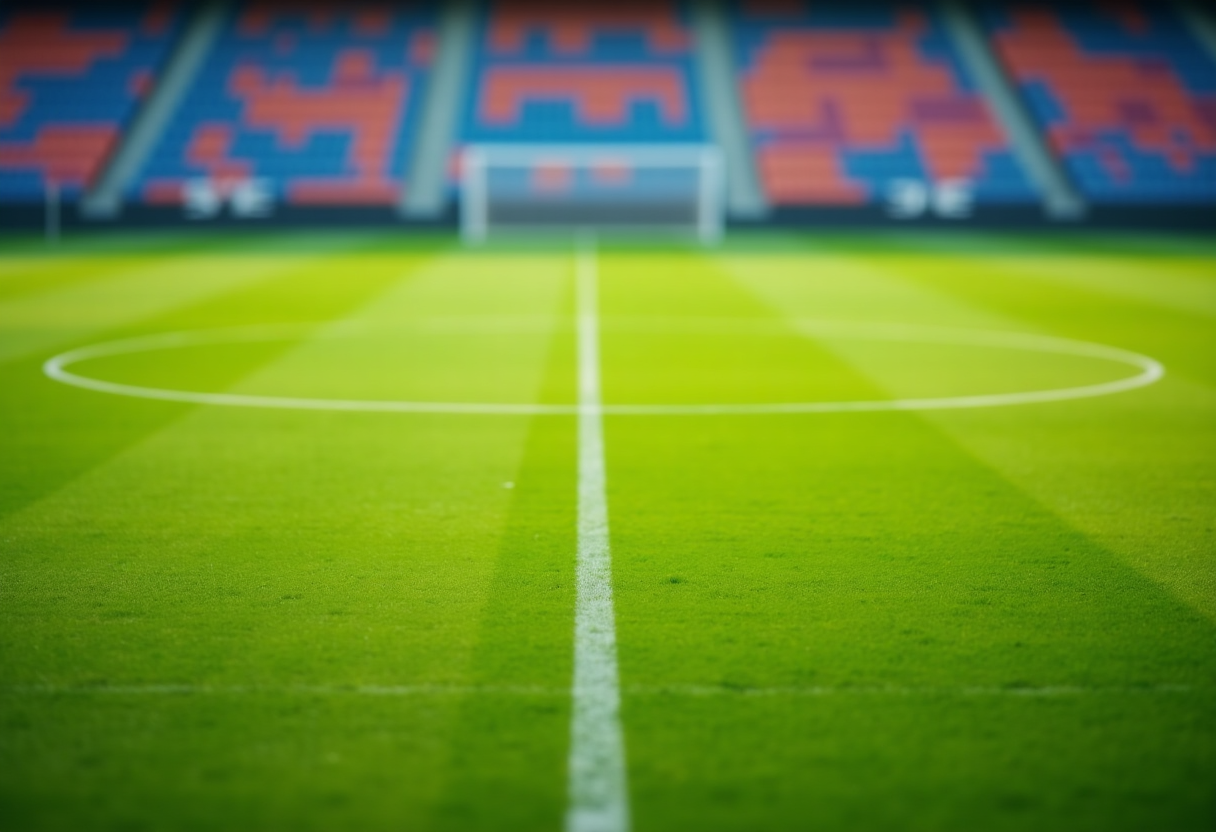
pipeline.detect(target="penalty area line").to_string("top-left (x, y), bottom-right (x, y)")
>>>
top-left (568, 234), bottom-right (631, 832)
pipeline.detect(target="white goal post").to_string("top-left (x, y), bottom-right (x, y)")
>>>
top-left (460, 144), bottom-right (723, 245)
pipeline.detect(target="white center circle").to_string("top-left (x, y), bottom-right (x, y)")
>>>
top-left (42, 321), bottom-right (1164, 415)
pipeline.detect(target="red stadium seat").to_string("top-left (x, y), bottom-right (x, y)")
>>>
top-left (738, 9), bottom-right (1021, 206)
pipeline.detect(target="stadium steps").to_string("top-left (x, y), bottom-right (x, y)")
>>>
top-left (691, 0), bottom-right (767, 219)
top-left (401, 0), bottom-right (476, 219)
top-left (937, 0), bottom-right (1085, 218)
top-left (81, 0), bottom-right (230, 219)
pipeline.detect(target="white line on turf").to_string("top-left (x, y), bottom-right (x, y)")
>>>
top-left (0, 684), bottom-right (566, 697)
top-left (3, 683), bottom-right (1199, 698)
top-left (567, 234), bottom-right (631, 832)
top-left (42, 321), bottom-right (1164, 416)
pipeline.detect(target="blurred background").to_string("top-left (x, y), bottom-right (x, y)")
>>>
top-left (1, 0), bottom-right (1213, 235)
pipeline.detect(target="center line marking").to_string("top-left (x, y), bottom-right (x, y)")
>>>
top-left (567, 235), bottom-right (630, 832)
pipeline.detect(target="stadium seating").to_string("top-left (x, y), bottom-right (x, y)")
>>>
top-left (136, 2), bottom-right (434, 207)
top-left (463, 1), bottom-right (706, 145)
top-left (732, 1), bottom-right (1036, 207)
top-left (0, 3), bottom-right (181, 202)
top-left (980, 1), bottom-right (1216, 203)
top-left (3, 1), bottom-right (1214, 215)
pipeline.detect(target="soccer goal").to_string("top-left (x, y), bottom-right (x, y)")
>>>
top-left (460, 144), bottom-right (723, 245)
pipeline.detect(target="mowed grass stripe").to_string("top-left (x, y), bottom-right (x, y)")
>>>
top-left (870, 246), bottom-right (1216, 384)
top-left (626, 692), bottom-right (1212, 832)
top-left (0, 250), bottom-right (571, 831)
top-left (1, 235), bottom-right (1211, 832)
top-left (0, 233), bottom-right (289, 303)
top-left (980, 230), bottom-right (1216, 260)
top-left (0, 255), bottom-right (172, 303)
top-left (827, 247), bottom-right (1216, 620)
top-left (598, 253), bottom-right (877, 406)
top-left (217, 252), bottom-right (558, 406)
top-left (838, 230), bottom-right (1216, 262)
top-left (0, 689), bottom-right (470, 830)
top-left (0, 242), bottom-right (423, 521)
top-left (617, 250), bottom-right (1216, 686)
top-left (599, 250), bottom-right (1215, 831)
top-left (0, 230), bottom-right (206, 258)
top-left (720, 246), bottom-right (1216, 619)
top-left (949, 246), bottom-right (1214, 322)
top-left (426, 276), bottom-right (578, 832)
top-left (0, 234), bottom-right (374, 367)
top-left (0, 250), bottom-right (568, 684)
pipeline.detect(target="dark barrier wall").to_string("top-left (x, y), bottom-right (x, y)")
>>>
top-left (3, 201), bottom-right (1213, 234)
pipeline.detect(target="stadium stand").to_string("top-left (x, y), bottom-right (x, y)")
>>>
top-left (0, 3), bottom-right (182, 202)
top-left (980, 1), bottom-right (1216, 203)
top-left (731, 1), bottom-right (1036, 207)
top-left (135, 2), bottom-right (435, 207)
top-left (3, 1), bottom-right (1214, 220)
top-left (462, 1), bottom-right (706, 144)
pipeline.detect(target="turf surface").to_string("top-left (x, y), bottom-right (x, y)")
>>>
top-left (1, 231), bottom-right (1213, 831)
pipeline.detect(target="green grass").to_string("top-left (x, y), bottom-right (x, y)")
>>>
top-left (1, 230), bottom-right (1213, 831)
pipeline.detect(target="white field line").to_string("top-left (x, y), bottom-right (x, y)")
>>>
top-left (2, 683), bottom-right (1199, 698)
top-left (567, 235), bottom-right (631, 832)
top-left (43, 320), bottom-right (1163, 416)
top-left (0, 684), bottom-right (566, 697)
top-left (626, 683), bottom-right (1200, 698)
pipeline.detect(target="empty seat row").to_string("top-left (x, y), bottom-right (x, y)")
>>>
top-left (0, 2), bottom-right (182, 201)
top-left (979, 1), bottom-right (1216, 203)
top-left (135, 1), bottom-right (435, 207)
top-left (461, 1), bottom-right (706, 145)
top-left (732, 1), bottom-right (1037, 208)
top-left (3, 1), bottom-right (1214, 210)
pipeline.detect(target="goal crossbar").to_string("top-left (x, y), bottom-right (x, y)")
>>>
top-left (461, 144), bottom-right (723, 245)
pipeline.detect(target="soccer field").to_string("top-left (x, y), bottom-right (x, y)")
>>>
top-left (1, 231), bottom-right (1214, 831)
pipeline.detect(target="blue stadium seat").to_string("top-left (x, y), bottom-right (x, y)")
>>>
top-left (731, 0), bottom-right (1037, 207)
top-left (979, 0), bottom-right (1216, 203)
top-left (0, 2), bottom-right (182, 202)
top-left (133, 1), bottom-right (435, 207)
top-left (462, 2), bottom-right (707, 146)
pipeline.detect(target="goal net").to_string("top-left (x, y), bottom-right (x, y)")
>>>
top-left (460, 144), bottom-right (723, 244)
